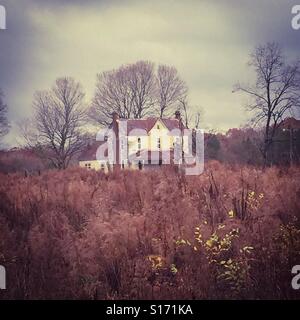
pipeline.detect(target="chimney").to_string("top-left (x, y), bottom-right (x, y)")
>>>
top-left (175, 110), bottom-right (181, 120)
top-left (111, 112), bottom-right (120, 167)
top-left (112, 111), bottom-right (119, 123)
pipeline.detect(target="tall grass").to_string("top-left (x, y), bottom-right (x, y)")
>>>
top-left (0, 162), bottom-right (300, 299)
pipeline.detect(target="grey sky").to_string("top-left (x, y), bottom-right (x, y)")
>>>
top-left (0, 0), bottom-right (299, 146)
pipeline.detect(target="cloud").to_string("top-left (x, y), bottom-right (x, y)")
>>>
top-left (0, 0), bottom-right (299, 146)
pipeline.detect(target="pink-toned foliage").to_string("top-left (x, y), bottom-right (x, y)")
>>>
top-left (0, 149), bottom-right (45, 174)
top-left (0, 163), bottom-right (300, 299)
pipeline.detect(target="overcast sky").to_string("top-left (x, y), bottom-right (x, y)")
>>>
top-left (0, 0), bottom-right (300, 146)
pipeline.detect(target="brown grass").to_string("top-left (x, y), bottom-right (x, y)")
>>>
top-left (0, 162), bottom-right (300, 299)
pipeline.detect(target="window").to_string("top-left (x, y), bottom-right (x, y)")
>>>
top-left (157, 124), bottom-right (160, 129)
top-left (157, 137), bottom-right (161, 149)
top-left (100, 163), bottom-right (105, 171)
top-left (85, 163), bottom-right (91, 169)
top-left (137, 137), bottom-right (141, 150)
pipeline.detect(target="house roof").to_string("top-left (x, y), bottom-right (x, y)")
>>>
top-left (125, 117), bottom-right (184, 134)
top-left (78, 141), bottom-right (108, 161)
top-left (278, 117), bottom-right (300, 130)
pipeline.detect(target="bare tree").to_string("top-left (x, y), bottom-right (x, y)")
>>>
top-left (178, 97), bottom-right (190, 128)
top-left (235, 42), bottom-right (300, 165)
top-left (91, 67), bottom-right (133, 125)
top-left (22, 77), bottom-right (87, 169)
top-left (128, 61), bottom-right (156, 119)
top-left (0, 89), bottom-right (9, 141)
top-left (90, 61), bottom-right (156, 125)
top-left (194, 111), bottom-right (201, 129)
top-left (90, 61), bottom-right (189, 124)
top-left (156, 65), bottom-right (187, 118)
top-left (178, 97), bottom-right (202, 129)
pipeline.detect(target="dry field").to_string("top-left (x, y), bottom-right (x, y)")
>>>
top-left (0, 162), bottom-right (300, 299)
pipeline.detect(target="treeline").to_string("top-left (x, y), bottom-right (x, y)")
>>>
top-left (1, 125), bottom-right (299, 174)
top-left (205, 127), bottom-right (300, 166)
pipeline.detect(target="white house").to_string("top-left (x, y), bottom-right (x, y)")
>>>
top-left (79, 111), bottom-right (191, 172)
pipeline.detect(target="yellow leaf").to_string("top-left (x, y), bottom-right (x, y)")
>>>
top-left (228, 210), bottom-right (235, 218)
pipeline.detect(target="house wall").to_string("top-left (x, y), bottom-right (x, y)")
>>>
top-left (127, 119), bottom-right (189, 157)
top-left (79, 160), bottom-right (110, 172)
top-left (80, 159), bottom-right (144, 172)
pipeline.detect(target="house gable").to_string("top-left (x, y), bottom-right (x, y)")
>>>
top-left (148, 119), bottom-right (169, 135)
